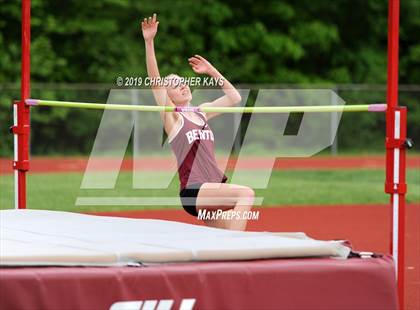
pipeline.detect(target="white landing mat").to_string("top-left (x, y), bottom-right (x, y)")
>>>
top-left (0, 209), bottom-right (350, 266)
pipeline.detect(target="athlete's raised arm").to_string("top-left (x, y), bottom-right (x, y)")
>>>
top-left (189, 55), bottom-right (242, 120)
top-left (141, 14), bottom-right (179, 133)
top-left (141, 14), bottom-right (173, 108)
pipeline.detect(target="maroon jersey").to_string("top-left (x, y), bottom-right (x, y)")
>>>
top-left (169, 111), bottom-right (228, 191)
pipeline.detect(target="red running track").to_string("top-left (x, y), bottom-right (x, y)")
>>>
top-left (91, 203), bottom-right (419, 310)
top-left (0, 155), bottom-right (419, 174)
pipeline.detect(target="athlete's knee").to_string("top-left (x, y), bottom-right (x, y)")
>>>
top-left (237, 186), bottom-right (255, 206)
top-left (241, 186), bottom-right (254, 199)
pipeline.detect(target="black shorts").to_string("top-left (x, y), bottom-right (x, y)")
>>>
top-left (179, 183), bottom-right (203, 217)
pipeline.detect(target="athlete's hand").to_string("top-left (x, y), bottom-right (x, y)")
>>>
top-left (188, 55), bottom-right (217, 75)
top-left (141, 13), bottom-right (159, 42)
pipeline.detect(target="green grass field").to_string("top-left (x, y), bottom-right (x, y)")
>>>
top-left (1, 169), bottom-right (419, 212)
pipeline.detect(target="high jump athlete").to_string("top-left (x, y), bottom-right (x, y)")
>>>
top-left (141, 14), bottom-right (254, 231)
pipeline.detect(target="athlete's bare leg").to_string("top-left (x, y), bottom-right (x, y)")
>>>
top-left (195, 183), bottom-right (255, 231)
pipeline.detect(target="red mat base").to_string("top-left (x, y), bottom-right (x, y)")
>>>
top-left (0, 256), bottom-right (397, 310)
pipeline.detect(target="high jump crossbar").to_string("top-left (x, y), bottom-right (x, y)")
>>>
top-left (13, 0), bottom-right (407, 308)
top-left (25, 99), bottom-right (387, 113)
